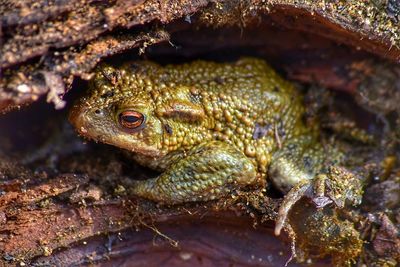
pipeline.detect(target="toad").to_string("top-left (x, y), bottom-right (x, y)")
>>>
top-left (69, 58), bottom-right (362, 235)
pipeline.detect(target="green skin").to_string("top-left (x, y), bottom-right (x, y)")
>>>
top-left (69, 58), bottom-right (362, 235)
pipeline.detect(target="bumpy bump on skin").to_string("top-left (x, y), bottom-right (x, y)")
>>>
top-left (69, 57), bottom-right (362, 234)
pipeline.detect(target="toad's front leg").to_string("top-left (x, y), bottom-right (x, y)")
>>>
top-left (131, 141), bottom-right (259, 204)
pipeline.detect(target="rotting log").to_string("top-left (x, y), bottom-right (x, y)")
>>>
top-left (1, 0), bottom-right (400, 266)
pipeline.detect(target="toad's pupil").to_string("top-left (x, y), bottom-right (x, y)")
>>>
top-left (123, 115), bottom-right (139, 122)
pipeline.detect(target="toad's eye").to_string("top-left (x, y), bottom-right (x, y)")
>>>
top-left (118, 111), bottom-right (145, 129)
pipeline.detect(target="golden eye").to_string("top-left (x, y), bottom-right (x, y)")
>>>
top-left (118, 111), bottom-right (145, 129)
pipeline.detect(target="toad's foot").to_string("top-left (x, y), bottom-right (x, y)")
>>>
top-left (274, 166), bottom-right (363, 236)
top-left (130, 141), bottom-right (260, 204)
